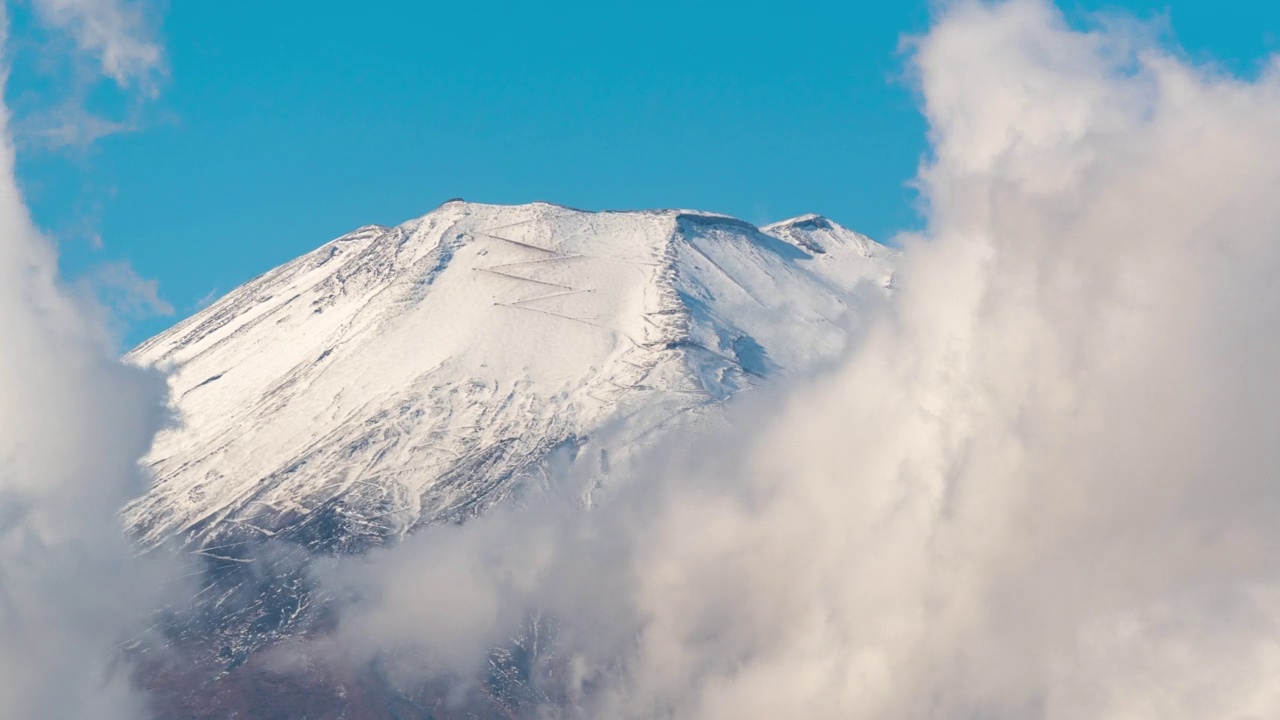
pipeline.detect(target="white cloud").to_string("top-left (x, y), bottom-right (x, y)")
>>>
top-left (28, 0), bottom-right (163, 93)
top-left (14, 100), bottom-right (133, 149)
top-left (11, 0), bottom-right (165, 153)
top-left (0, 2), bottom-right (185, 718)
top-left (312, 2), bottom-right (1280, 718)
top-left (82, 259), bottom-right (174, 318)
top-left (193, 286), bottom-right (219, 310)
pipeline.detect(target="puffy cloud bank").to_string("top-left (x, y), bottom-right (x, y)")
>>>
top-left (317, 1), bottom-right (1280, 718)
top-left (0, 2), bottom-right (179, 718)
top-left (7, 0), bottom-right (1280, 717)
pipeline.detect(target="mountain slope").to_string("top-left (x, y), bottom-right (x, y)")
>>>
top-left (125, 201), bottom-right (894, 555)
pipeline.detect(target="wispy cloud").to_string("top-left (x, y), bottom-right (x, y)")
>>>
top-left (84, 260), bottom-right (174, 318)
top-left (194, 286), bottom-right (220, 310)
top-left (14, 99), bottom-right (134, 150)
top-left (12, 0), bottom-right (165, 153)
top-left (28, 0), bottom-right (164, 93)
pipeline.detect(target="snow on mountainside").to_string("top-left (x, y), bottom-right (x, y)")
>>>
top-left (124, 200), bottom-right (894, 555)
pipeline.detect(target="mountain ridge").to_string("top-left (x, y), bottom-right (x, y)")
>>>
top-left (125, 200), bottom-right (893, 551)
top-left (124, 199), bottom-right (896, 715)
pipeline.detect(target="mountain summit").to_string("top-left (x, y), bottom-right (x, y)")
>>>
top-left (126, 200), bottom-right (894, 715)
top-left (125, 201), bottom-right (894, 554)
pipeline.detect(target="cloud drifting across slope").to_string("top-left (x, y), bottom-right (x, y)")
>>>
top-left (316, 1), bottom-right (1280, 718)
top-left (0, 2), bottom-right (181, 718)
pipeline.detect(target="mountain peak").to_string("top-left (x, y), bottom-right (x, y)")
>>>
top-left (122, 201), bottom-right (896, 679)
top-left (126, 204), bottom-right (893, 552)
top-left (764, 212), bottom-right (892, 260)
top-left (770, 212), bottom-right (832, 229)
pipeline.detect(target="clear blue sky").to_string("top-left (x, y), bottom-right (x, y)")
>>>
top-left (10, 1), bottom-right (1280, 347)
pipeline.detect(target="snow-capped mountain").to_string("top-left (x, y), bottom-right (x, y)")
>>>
top-left (125, 201), bottom-right (894, 557)
top-left (127, 201), bottom-right (894, 716)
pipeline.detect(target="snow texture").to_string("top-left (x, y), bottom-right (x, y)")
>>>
top-left (125, 201), bottom-right (893, 557)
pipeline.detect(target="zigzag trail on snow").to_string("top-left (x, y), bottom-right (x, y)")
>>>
top-left (125, 200), bottom-right (894, 562)
top-left (121, 200), bottom-right (896, 690)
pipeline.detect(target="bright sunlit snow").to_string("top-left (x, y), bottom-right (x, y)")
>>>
top-left (125, 201), bottom-right (894, 551)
